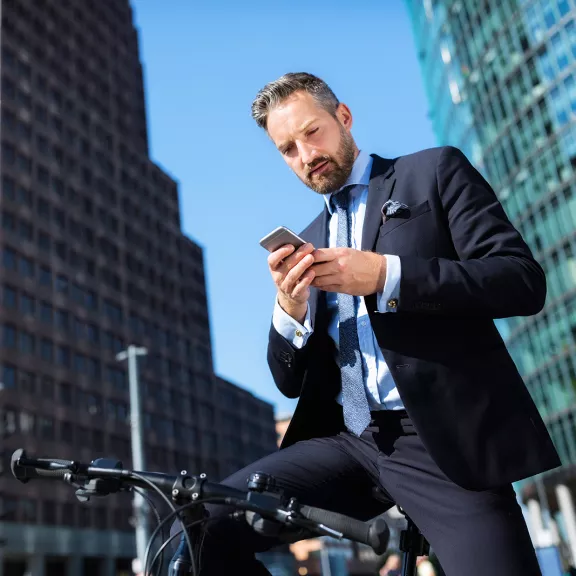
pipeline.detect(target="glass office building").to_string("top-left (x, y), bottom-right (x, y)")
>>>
top-left (405, 0), bottom-right (576, 520)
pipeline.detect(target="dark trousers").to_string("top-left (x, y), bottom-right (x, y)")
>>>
top-left (173, 410), bottom-right (541, 575)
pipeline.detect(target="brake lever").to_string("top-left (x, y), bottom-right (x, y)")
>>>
top-left (64, 473), bottom-right (127, 503)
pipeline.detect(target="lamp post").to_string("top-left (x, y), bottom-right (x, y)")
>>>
top-left (116, 345), bottom-right (148, 574)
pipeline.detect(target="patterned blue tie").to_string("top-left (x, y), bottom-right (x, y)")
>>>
top-left (331, 186), bottom-right (371, 436)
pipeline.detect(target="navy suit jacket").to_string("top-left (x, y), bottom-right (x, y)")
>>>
top-left (268, 146), bottom-right (560, 491)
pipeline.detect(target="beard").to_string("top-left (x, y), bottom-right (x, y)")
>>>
top-left (301, 126), bottom-right (357, 195)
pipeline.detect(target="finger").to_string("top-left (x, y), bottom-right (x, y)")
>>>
top-left (291, 269), bottom-right (315, 299)
top-left (311, 273), bottom-right (340, 288)
top-left (268, 244), bottom-right (296, 269)
top-left (281, 254), bottom-right (315, 294)
top-left (281, 254), bottom-right (315, 293)
top-left (269, 243), bottom-right (314, 272)
top-left (310, 261), bottom-right (333, 277)
top-left (283, 243), bottom-right (315, 272)
top-left (312, 248), bottom-right (338, 263)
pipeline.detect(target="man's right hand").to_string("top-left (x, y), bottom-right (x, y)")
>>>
top-left (268, 242), bottom-right (316, 324)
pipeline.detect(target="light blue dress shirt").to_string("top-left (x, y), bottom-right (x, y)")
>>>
top-left (273, 151), bottom-right (405, 410)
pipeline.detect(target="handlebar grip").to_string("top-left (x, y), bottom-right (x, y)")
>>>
top-left (11, 449), bottom-right (76, 484)
top-left (299, 504), bottom-right (390, 555)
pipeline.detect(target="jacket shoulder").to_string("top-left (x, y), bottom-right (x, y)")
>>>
top-left (393, 145), bottom-right (465, 167)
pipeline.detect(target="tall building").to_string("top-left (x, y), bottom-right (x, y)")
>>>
top-left (406, 0), bottom-right (576, 559)
top-left (0, 0), bottom-right (277, 574)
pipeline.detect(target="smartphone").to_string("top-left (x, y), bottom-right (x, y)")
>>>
top-left (259, 226), bottom-right (306, 252)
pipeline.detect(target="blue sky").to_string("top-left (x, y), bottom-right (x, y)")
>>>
top-left (130, 0), bottom-right (437, 416)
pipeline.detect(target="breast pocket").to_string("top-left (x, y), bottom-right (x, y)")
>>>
top-left (379, 200), bottom-right (431, 237)
top-left (375, 200), bottom-right (434, 256)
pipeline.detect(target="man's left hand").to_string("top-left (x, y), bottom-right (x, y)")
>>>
top-left (311, 248), bottom-right (387, 296)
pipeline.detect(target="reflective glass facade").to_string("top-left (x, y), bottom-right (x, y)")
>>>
top-left (405, 0), bottom-right (576, 484)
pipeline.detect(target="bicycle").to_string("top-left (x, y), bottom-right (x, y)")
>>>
top-left (10, 448), bottom-right (426, 576)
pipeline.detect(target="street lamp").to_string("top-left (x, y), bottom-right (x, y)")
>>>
top-left (116, 345), bottom-right (148, 574)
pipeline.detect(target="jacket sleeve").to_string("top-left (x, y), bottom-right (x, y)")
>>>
top-left (398, 146), bottom-right (546, 318)
top-left (267, 323), bottom-right (309, 399)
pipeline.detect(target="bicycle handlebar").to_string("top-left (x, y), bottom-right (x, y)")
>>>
top-left (10, 449), bottom-right (390, 555)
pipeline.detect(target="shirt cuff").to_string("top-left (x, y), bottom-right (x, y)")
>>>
top-left (272, 298), bottom-right (313, 349)
top-left (377, 254), bottom-right (401, 313)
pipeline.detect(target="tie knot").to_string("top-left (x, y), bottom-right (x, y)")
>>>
top-left (330, 185), bottom-right (354, 212)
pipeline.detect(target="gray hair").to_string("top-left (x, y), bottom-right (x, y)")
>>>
top-left (251, 72), bottom-right (340, 130)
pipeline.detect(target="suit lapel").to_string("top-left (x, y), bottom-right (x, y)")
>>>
top-left (361, 154), bottom-right (396, 251)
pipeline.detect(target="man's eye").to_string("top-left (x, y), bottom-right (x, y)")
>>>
top-left (307, 128), bottom-right (319, 136)
top-left (282, 145), bottom-right (293, 155)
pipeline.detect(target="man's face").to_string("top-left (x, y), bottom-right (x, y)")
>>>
top-left (266, 91), bottom-right (357, 195)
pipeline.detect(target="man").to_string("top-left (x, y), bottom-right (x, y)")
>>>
top-left (173, 73), bottom-right (560, 574)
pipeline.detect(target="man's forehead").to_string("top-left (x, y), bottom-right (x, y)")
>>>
top-left (269, 105), bottom-right (322, 146)
top-left (272, 118), bottom-right (319, 150)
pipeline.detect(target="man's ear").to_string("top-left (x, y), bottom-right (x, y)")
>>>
top-left (336, 102), bottom-right (353, 131)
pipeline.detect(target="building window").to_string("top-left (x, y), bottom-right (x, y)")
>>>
top-left (35, 105), bottom-right (48, 124)
top-left (3, 285), bottom-right (17, 308)
top-left (20, 293), bottom-right (34, 316)
top-left (74, 317), bottom-right (84, 339)
top-left (2, 210), bottom-right (15, 232)
top-left (2, 324), bottom-right (16, 348)
top-left (39, 266), bottom-right (52, 286)
top-left (19, 411), bottom-right (35, 434)
top-left (74, 353), bottom-right (86, 374)
top-left (41, 500), bottom-right (57, 524)
top-left (61, 502), bottom-right (75, 526)
top-left (59, 382), bottom-right (73, 406)
top-left (2, 142), bottom-right (15, 165)
top-left (55, 241), bottom-right (66, 260)
top-left (104, 299), bottom-right (122, 323)
top-left (19, 256), bottom-right (34, 278)
top-left (55, 274), bottom-right (68, 293)
top-left (86, 358), bottom-right (100, 379)
top-left (39, 301), bottom-right (53, 324)
top-left (19, 331), bottom-right (35, 354)
top-left (56, 346), bottom-right (70, 368)
top-left (18, 371), bottom-right (36, 394)
top-left (19, 220), bottom-right (33, 241)
top-left (16, 153), bottom-right (31, 174)
top-left (37, 165), bottom-right (50, 186)
top-left (71, 283), bottom-right (84, 306)
top-left (86, 324), bottom-right (99, 344)
top-left (1, 364), bottom-right (16, 389)
top-left (55, 309), bottom-right (70, 332)
top-left (3, 247), bottom-right (17, 270)
top-left (20, 498), bottom-right (37, 523)
top-left (92, 431), bottom-right (104, 454)
top-left (2, 175), bottom-right (15, 200)
top-left (38, 232), bottom-right (51, 252)
top-left (41, 377), bottom-right (54, 399)
top-left (0, 497), bottom-right (18, 521)
top-left (86, 290), bottom-right (98, 310)
top-left (40, 338), bottom-right (53, 362)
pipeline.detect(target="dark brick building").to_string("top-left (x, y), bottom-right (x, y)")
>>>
top-left (0, 0), bottom-right (277, 574)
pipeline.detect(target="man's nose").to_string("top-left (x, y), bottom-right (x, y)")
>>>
top-left (298, 142), bottom-right (319, 167)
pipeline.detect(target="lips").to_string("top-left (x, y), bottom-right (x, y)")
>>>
top-left (310, 161), bottom-right (329, 176)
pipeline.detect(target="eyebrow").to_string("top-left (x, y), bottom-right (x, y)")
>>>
top-left (277, 119), bottom-right (317, 152)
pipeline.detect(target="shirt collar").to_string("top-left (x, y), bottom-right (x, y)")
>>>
top-left (324, 150), bottom-right (373, 214)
